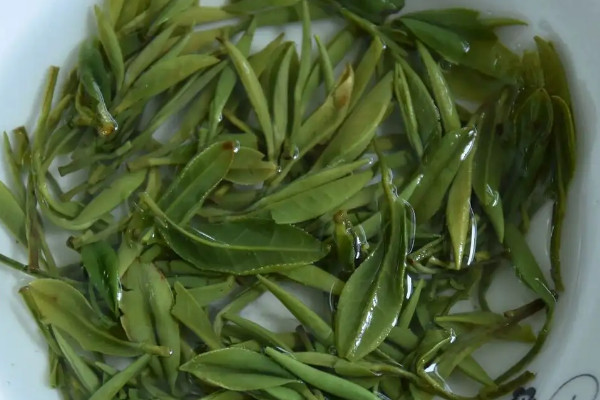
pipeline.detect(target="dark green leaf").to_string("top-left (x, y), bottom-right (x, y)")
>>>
top-left (336, 198), bottom-right (407, 360)
top-left (504, 224), bottom-right (556, 309)
top-left (81, 241), bottom-right (120, 316)
top-left (410, 127), bottom-right (476, 222)
top-left (146, 196), bottom-right (328, 275)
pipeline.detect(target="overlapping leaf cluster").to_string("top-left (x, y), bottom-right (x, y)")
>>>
top-left (0, 0), bottom-right (576, 399)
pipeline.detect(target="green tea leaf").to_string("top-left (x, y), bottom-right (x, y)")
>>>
top-left (258, 158), bottom-right (370, 207)
top-left (207, 22), bottom-right (256, 143)
top-left (410, 127), bottom-right (476, 222)
top-left (146, 197), bottom-right (328, 275)
top-left (115, 54), bottom-right (219, 113)
top-left (351, 38), bottom-right (384, 110)
top-left (473, 105), bottom-right (505, 241)
top-left (0, 181), bottom-right (27, 244)
top-left (282, 66), bottom-right (354, 179)
top-left (224, 39), bottom-right (276, 160)
top-left (337, 0), bottom-right (404, 23)
top-left (446, 156), bottom-right (474, 270)
top-left (266, 171), bottom-right (373, 224)
top-left (265, 348), bottom-right (380, 400)
top-left (23, 279), bottom-right (169, 357)
top-left (535, 37), bottom-right (573, 106)
top-left (89, 354), bottom-right (152, 400)
top-left (186, 276), bottom-right (237, 306)
top-left (223, 313), bottom-right (293, 352)
top-left (417, 41), bottom-right (461, 133)
top-left (94, 6), bottom-right (125, 90)
top-left (399, 59), bottom-right (443, 149)
top-left (159, 141), bottom-right (235, 224)
top-left (227, 148), bottom-right (277, 185)
top-left (80, 241), bottom-right (120, 316)
top-left (224, 0), bottom-right (300, 14)
top-left (336, 193), bottom-right (407, 360)
top-left (257, 275), bottom-right (334, 346)
top-left (271, 44), bottom-right (295, 154)
top-left (314, 72), bottom-right (393, 168)
top-left (67, 169), bottom-right (146, 230)
top-left (550, 96), bottom-right (576, 291)
top-left (123, 24), bottom-right (177, 90)
top-left (278, 265), bottom-right (345, 295)
top-left (53, 328), bottom-right (101, 394)
top-left (172, 282), bottom-right (223, 350)
top-left (180, 348), bottom-right (297, 390)
top-left (402, 18), bottom-right (470, 63)
top-left (504, 224), bottom-right (556, 309)
top-left (120, 262), bottom-right (180, 390)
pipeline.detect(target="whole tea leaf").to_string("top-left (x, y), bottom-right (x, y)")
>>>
top-left (115, 54), bottom-right (219, 113)
top-left (224, 0), bottom-right (300, 13)
top-left (180, 348), bottom-right (297, 391)
top-left (272, 44), bottom-right (295, 153)
top-left (446, 156), bottom-right (474, 270)
top-left (265, 348), bottom-right (380, 400)
top-left (400, 59), bottom-right (442, 148)
top-left (257, 275), bottom-right (334, 346)
top-left (535, 37), bottom-right (573, 106)
top-left (266, 171), bottom-right (373, 224)
top-left (336, 160), bottom-right (408, 360)
top-left (473, 105), bottom-right (506, 241)
top-left (401, 8), bottom-right (495, 40)
top-left (256, 158), bottom-right (371, 208)
top-left (22, 279), bottom-right (169, 357)
top-left (550, 96), bottom-right (576, 291)
top-left (158, 141), bottom-right (235, 224)
top-left (207, 22), bottom-right (256, 143)
top-left (223, 313), bottom-right (293, 352)
top-left (402, 18), bottom-right (469, 63)
top-left (314, 72), bottom-right (393, 169)
top-left (171, 282), bottom-right (223, 350)
top-left (67, 170), bottom-right (147, 230)
top-left (504, 225), bottom-right (556, 309)
top-left (94, 6), bottom-right (125, 90)
top-left (417, 41), bottom-right (461, 133)
top-left (224, 39), bottom-right (276, 160)
top-left (410, 127), bottom-right (476, 222)
top-left (120, 262), bottom-right (181, 390)
top-left (80, 241), bottom-right (121, 316)
top-left (288, 66), bottom-right (354, 165)
top-left (145, 197), bottom-right (328, 275)
top-left (53, 328), bottom-right (101, 394)
top-left (505, 224), bottom-right (556, 310)
top-left (123, 24), bottom-right (177, 90)
top-left (351, 38), bottom-right (383, 110)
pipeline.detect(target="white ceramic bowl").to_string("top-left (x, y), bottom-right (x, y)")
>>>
top-left (0, 1), bottom-right (598, 399)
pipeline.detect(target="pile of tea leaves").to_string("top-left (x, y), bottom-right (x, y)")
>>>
top-left (0, 0), bottom-right (576, 399)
